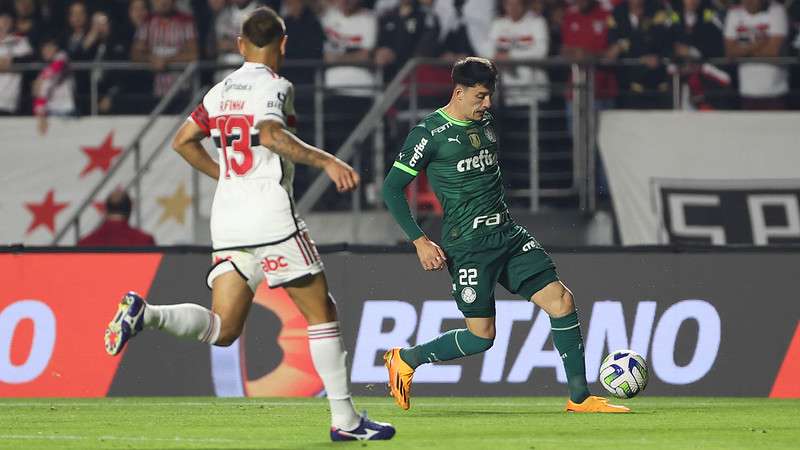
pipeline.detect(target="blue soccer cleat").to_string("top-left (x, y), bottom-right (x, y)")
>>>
top-left (104, 291), bottom-right (146, 356)
top-left (330, 412), bottom-right (396, 441)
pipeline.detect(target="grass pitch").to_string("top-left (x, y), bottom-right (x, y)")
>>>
top-left (0, 397), bottom-right (797, 449)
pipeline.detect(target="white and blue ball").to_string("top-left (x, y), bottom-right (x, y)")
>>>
top-left (599, 349), bottom-right (649, 399)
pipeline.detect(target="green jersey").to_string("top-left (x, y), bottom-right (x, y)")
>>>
top-left (391, 108), bottom-right (509, 246)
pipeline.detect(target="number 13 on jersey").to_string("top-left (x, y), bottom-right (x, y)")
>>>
top-left (216, 114), bottom-right (255, 178)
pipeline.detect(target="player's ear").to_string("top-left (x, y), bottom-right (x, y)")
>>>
top-left (280, 35), bottom-right (287, 56)
top-left (237, 36), bottom-right (246, 57)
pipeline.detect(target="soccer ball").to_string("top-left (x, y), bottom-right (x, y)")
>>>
top-left (599, 349), bottom-right (649, 399)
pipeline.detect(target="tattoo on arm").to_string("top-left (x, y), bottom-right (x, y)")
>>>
top-left (264, 121), bottom-right (332, 169)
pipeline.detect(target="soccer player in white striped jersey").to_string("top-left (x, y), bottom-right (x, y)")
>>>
top-left (103, 6), bottom-right (395, 442)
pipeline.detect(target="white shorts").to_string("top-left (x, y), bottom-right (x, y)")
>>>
top-left (206, 228), bottom-right (324, 292)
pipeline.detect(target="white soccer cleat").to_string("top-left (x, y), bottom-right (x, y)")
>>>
top-left (104, 291), bottom-right (147, 356)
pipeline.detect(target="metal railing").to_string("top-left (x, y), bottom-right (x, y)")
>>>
top-left (10, 56), bottom-right (797, 245)
top-left (51, 62), bottom-right (200, 244)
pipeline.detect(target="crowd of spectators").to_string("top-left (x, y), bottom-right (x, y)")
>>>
top-left (1, 0), bottom-right (799, 118)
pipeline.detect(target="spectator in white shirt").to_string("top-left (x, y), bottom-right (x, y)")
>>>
top-left (214, 0), bottom-right (264, 81)
top-left (486, 0), bottom-right (549, 105)
top-left (0, 9), bottom-right (33, 114)
top-left (724, 0), bottom-right (789, 109)
top-left (321, 0), bottom-right (377, 96)
top-left (437, 0), bottom-right (494, 59)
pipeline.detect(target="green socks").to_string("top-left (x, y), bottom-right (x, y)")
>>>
top-left (397, 312), bottom-right (589, 403)
top-left (550, 310), bottom-right (591, 403)
top-left (399, 329), bottom-right (494, 369)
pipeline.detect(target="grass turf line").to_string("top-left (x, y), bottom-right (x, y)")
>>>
top-left (0, 397), bottom-right (797, 449)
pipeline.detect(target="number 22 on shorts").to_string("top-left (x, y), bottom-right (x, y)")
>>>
top-left (458, 268), bottom-right (478, 286)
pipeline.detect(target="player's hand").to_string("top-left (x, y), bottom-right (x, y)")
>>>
top-left (323, 158), bottom-right (360, 193)
top-left (413, 236), bottom-right (447, 271)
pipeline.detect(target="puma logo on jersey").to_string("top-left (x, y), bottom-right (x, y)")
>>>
top-left (456, 148), bottom-right (496, 173)
top-left (448, 136), bottom-right (461, 144)
top-left (409, 138), bottom-right (428, 167)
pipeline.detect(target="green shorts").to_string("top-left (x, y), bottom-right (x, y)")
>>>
top-left (445, 224), bottom-right (558, 318)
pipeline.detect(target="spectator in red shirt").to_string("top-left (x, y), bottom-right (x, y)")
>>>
top-left (561, 0), bottom-right (618, 104)
top-left (78, 189), bottom-right (156, 247)
top-left (562, 0), bottom-right (617, 198)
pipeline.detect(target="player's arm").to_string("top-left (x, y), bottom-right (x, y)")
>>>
top-left (382, 127), bottom-right (446, 271)
top-left (172, 120), bottom-right (219, 180)
top-left (257, 120), bottom-right (359, 192)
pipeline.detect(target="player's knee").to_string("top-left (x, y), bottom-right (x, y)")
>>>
top-left (554, 288), bottom-right (576, 318)
top-left (534, 282), bottom-right (576, 318)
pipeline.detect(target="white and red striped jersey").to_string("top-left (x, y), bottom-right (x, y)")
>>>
top-left (724, 3), bottom-right (788, 97)
top-left (485, 12), bottom-right (550, 104)
top-left (0, 33), bottom-right (33, 112)
top-left (135, 12), bottom-right (197, 96)
top-left (189, 61), bottom-right (300, 250)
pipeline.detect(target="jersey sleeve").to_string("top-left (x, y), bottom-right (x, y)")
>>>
top-left (530, 16), bottom-right (550, 58)
top-left (486, 21), bottom-right (502, 57)
top-left (723, 10), bottom-right (737, 40)
top-left (188, 101), bottom-right (211, 136)
top-left (361, 14), bottom-right (378, 50)
top-left (769, 4), bottom-right (788, 37)
top-left (255, 78), bottom-right (293, 127)
top-left (392, 126), bottom-right (436, 178)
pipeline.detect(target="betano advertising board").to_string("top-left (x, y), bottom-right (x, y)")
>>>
top-left (0, 251), bottom-right (797, 398)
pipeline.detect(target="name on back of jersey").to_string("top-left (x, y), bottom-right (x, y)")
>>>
top-left (219, 100), bottom-right (245, 112)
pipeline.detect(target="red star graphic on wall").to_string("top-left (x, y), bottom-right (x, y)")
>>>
top-left (25, 190), bottom-right (69, 234)
top-left (80, 132), bottom-right (123, 177)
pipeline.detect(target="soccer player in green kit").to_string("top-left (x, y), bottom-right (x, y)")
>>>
top-left (382, 57), bottom-right (628, 413)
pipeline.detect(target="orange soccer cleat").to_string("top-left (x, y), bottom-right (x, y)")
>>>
top-left (565, 395), bottom-right (631, 413)
top-left (384, 348), bottom-right (415, 410)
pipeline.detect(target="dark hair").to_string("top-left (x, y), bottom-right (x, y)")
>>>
top-left (451, 57), bottom-right (498, 91)
top-left (241, 6), bottom-right (285, 48)
top-left (106, 190), bottom-right (132, 217)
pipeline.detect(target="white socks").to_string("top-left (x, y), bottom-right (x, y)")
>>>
top-left (308, 321), bottom-right (360, 431)
top-left (144, 303), bottom-right (221, 345)
top-left (141, 307), bottom-right (358, 429)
